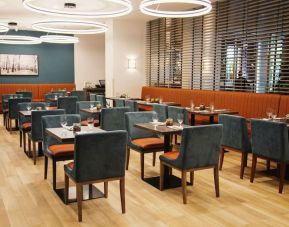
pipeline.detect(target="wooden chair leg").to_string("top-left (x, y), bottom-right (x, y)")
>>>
top-left (126, 147), bottom-right (130, 170)
top-left (152, 152), bottom-right (156, 166)
top-left (120, 177), bottom-right (125, 213)
top-left (279, 162), bottom-right (286, 194)
top-left (52, 160), bottom-right (57, 190)
top-left (240, 152), bottom-right (246, 179)
top-left (174, 134), bottom-right (178, 144)
top-left (44, 156), bottom-right (48, 179)
top-left (64, 173), bottom-right (69, 205)
top-left (20, 131), bottom-right (22, 147)
top-left (266, 160), bottom-right (271, 171)
top-left (140, 153), bottom-right (144, 180)
top-left (160, 162), bottom-right (164, 191)
top-left (244, 152), bottom-right (248, 167)
top-left (181, 171), bottom-right (187, 204)
top-left (190, 171), bottom-right (194, 186)
top-left (32, 141), bottom-right (37, 165)
top-left (28, 138), bottom-right (31, 156)
top-left (214, 165), bottom-right (220, 197)
top-left (219, 147), bottom-right (225, 170)
top-left (76, 183), bottom-right (83, 222)
top-left (23, 132), bottom-right (27, 153)
top-left (104, 181), bottom-right (108, 198)
top-left (250, 154), bottom-right (257, 183)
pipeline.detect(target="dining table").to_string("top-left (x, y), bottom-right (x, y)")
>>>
top-left (186, 107), bottom-right (238, 125)
top-left (137, 100), bottom-right (181, 107)
top-left (134, 122), bottom-right (191, 190)
top-left (45, 126), bottom-right (105, 203)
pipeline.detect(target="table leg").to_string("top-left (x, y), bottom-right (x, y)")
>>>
top-left (191, 113), bottom-right (195, 126)
top-left (209, 116), bottom-right (214, 124)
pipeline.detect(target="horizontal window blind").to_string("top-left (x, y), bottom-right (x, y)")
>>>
top-left (146, 0), bottom-right (289, 94)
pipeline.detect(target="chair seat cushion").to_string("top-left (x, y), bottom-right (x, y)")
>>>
top-left (162, 151), bottom-right (179, 160)
top-left (132, 137), bottom-right (164, 149)
top-left (66, 161), bottom-right (74, 170)
top-left (81, 119), bottom-right (100, 127)
top-left (48, 144), bottom-right (74, 156)
top-left (22, 122), bottom-right (32, 131)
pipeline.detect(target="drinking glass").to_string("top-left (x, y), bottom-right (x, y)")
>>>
top-left (266, 108), bottom-right (273, 119)
top-left (60, 115), bottom-right (67, 129)
top-left (209, 102), bottom-right (215, 112)
top-left (159, 96), bottom-right (163, 104)
top-left (26, 104), bottom-right (31, 111)
top-left (90, 102), bottom-right (94, 110)
top-left (54, 95), bottom-right (57, 100)
top-left (145, 95), bottom-right (150, 103)
top-left (271, 109), bottom-right (277, 120)
top-left (190, 100), bottom-right (195, 111)
top-left (87, 117), bottom-right (94, 129)
top-left (152, 112), bottom-right (158, 123)
top-left (177, 113), bottom-right (184, 127)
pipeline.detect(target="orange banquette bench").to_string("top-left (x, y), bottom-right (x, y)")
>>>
top-left (0, 83), bottom-right (75, 112)
top-left (141, 86), bottom-right (289, 119)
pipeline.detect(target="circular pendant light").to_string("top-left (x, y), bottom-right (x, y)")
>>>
top-left (0, 35), bottom-right (42, 45)
top-left (139, 0), bottom-right (212, 18)
top-left (32, 20), bottom-right (108, 34)
top-left (0, 23), bottom-right (9, 33)
top-left (22, 0), bottom-right (132, 18)
top-left (40, 35), bottom-right (79, 44)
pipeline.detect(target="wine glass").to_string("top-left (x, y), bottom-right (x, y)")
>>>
top-left (87, 117), bottom-right (94, 129)
top-left (26, 104), bottom-right (31, 111)
top-left (60, 115), bottom-right (67, 130)
top-left (266, 108), bottom-right (273, 119)
top-left (152, 112), bottom-right (158, 123)
top-left (145, 95), bottom-right (150, 103)
top-left (271, 109), bottom-right (277, 120)
top-left (177, 113), bottom-right (184, 127)
top-left (190, 100), bottom-right (195, 111)
top-left (159, 96), bottom-right (163, 104)
top-left (209, 102), bottom-right (215, 112)
top-left (90, 102), bottom-right (94, 110)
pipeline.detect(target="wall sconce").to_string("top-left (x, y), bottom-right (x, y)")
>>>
top-left (128, 58), bottom-right (136, 69)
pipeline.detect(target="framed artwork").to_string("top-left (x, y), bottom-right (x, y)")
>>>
top-left (0, 54), bottom-right (38, 76)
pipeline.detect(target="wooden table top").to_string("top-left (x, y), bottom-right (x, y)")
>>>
top-left (106, 97), bottom-right (141, 101)
top-left (250, 117), bottom-right (289, 127)
top-left (45, 126), bottom-right (105, 142)
top-left (137, 101), bottom-right (181, 107)
top-left (134, 122), bottom-right (189, 135)
top-left (19, 107), bottom-right (58, 117)
top-left (80, 108), bottom-right (102, 114)
top-left (186, 108), bottom-right (238, 116)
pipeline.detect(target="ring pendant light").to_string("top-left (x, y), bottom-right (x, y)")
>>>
top-left (139, 0), bottom-right (212, 18)
top-left (0, 35), bottom-right (42, 45)
top-left (0, 23), bottom-right (9, 33)
top-left (23, 0), bottom-right (132, 18)
top-left (40, 35), bottom-right (79, 44)
top-left (32, 20), bottom-right (108, 34)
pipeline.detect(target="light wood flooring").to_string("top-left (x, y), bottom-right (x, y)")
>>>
top-left (1, 116), bottom-right (289, 226)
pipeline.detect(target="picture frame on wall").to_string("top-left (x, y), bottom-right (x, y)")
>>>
top-left (0, 54), bottom-right (38, 76)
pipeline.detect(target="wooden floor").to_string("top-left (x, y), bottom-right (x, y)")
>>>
top-left (1, 116), bottom-right (289, 227)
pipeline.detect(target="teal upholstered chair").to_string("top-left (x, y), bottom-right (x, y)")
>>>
top-left (29, 109), bottom-right (65, 165)
top-left (51, 90), bottom-right (66, 96)
top-left (76, 101), bottom-right (100, 126)
top-left (18, 102), bottom-right (46, 153)
top-left (89, 93), bottom-right (96, 101)
top-left (218, 114), bottom-right (251, 179)
top-left (101, 107), bottom-right (130, 131)
top-left (152, 104), bottom-right (168, 122)
top-left (115, 99), bottom-right (125, 107)
top-left (64, 131), bottom-right (127, 221)
top-left (45, 93), bottom-right (62, 107)
top-left (71, 90), bottom-right (87, 101)
top-left (96, 95), bottom-right (106, 107)
top-left (125, 111), bottom-right (164, 179)
top-left (7, 98), bottom-right (31, 131)
top-left (250, 119), bottom-right (289, 193)
top-left (2, 94), bottom-right (15, 127)
top-left (16, 91), bottom-right (33, 99)
top-left (124, 100), bottom-right (138, 112)
top-left (42, 114), bottom-right (80, 190)
top-left (57, 96), bottom-right (78, 114)
top-left (159, 125), bottom-right (223, 204)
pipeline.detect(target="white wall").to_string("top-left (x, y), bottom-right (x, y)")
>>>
top-left (74, 34), bottom-right (105, 90)
top-left (105, 19), bottom-right (146, 98)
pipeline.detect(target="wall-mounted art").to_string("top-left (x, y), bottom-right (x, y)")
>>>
top-left (0, 54), bottom-right (38, 76)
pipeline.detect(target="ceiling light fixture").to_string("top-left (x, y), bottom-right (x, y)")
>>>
top-left (40, 35), bottom-right (79, 44)
top-left (8, 22), bottom-right (18, 32)
top-left (0, 35), bottom-right (42, 45)
top-left (0, 23), bottom-right (9, 33)
top-left (22, 0), bottom-right (132, 18)
top-left (32, 20), bottom-right (108, 34)
top-left (139, 0), bottom-right (212, 18)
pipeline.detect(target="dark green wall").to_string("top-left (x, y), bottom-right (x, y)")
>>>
top-left (0, 30), bottom-right (74, 84)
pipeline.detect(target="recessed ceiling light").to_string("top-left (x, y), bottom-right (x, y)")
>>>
top-left (40, 35), bottom-right (79, 44)
top-left (139, 0), bottom-right (212, 18)
top-left (0, 23), bottom-right (9, 33)
top-left (22, 0), bottom-right (132, 18)
top-left (32, 20), bottom-right (108, 34)
top-left (0, 35), bottom-right (42, 45)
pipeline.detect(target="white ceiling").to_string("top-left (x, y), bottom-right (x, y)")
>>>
top-left (0, 0), bottom-right (219, 31)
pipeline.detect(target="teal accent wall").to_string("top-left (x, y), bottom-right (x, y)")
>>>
top-left (0, 30), bottom-right (74, 84)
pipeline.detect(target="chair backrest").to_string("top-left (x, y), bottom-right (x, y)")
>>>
top-left (251, 119), bottom-right (289, 161)
top-left (57, 96), bottom-right (78, 114)
top-left (152, 104), bottom-right (168, 122)
top-left (96, 95), bottom-right (106, 107)
top-left (71, 90), bottom-right (87, 101)
top-left (42, 114), bottom-right (81, 150)
top-left (18, 102), bottom-right (46, 126)
top-left (173, 125), bottom-right (223, 169)
top-left (31, 109), bottom-right (65, 141)
top-left (51, 90), bottom-right (66, 96)
top-left (115, 99), bottom-right (125, 107)
top-left (16, 91), bottom-right (32, 99)
top-left (2, 94), bottom-right (18, 110)
top-left (8, 98), bottom-right (32, 119)
top-left (76, 101), bottom-right (100, 120)
top-left (72, 131), bottom-right (128, 182)
top-left (89, 93), bottom-right (96, 101)
top-left (101, 107), bottom-right (130, 131)
top-left (124, 100), bottom-right (138, 112)
top-left (168, 106), bottom-right (189, 125)
top-left (219, 114), bottom-right (251, 152)
top-left (125, 111), bottom-right (159, 140)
